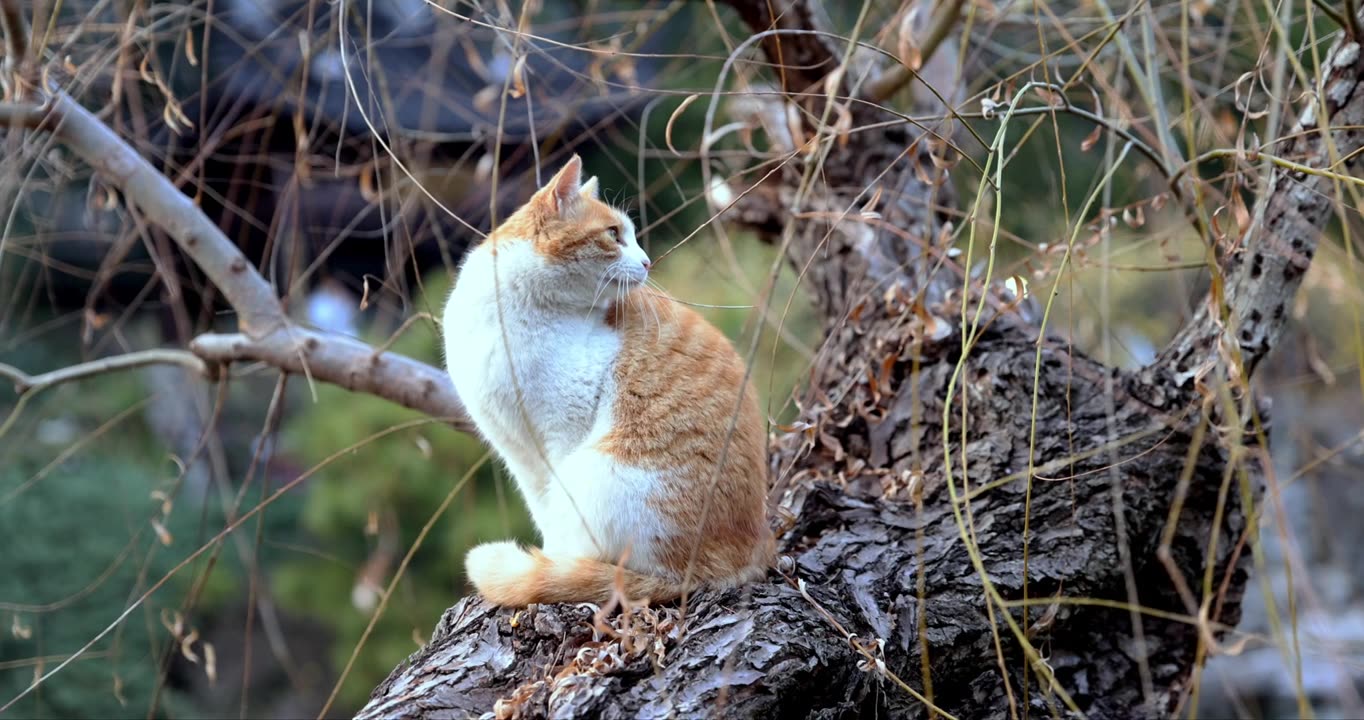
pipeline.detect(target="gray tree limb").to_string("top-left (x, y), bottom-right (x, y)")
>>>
top-left (0, 91), bottom-right (473, 432)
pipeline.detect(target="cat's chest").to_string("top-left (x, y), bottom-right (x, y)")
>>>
top-left (444, 294), bottom-right (619, 459)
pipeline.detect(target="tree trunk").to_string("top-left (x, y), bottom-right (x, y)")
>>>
top-left (360, 3), bottom-right (1364, 718)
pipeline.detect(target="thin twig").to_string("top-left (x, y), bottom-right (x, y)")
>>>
top-left (0, 350), bottom-right (209, 397)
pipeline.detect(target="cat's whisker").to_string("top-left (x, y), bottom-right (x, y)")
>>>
top-left (648, 281), bottom-right (680, 328)
top-left (654, 302), bottom-right (664, 345)
top-left (587, 267), bottom-right (618, 321)
top-left (646, 290), bottom-right (664, 345)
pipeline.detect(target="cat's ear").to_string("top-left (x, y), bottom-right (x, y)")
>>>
top-left (580, 176), bottom-right (600, 200)
top-left (534, 155), bottom-right (585, 219)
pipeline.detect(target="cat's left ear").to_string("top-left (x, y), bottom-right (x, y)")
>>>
top-left (580, 176), bottom-right (600, 200)
top-left (535, 155), bottom-right (585, 219)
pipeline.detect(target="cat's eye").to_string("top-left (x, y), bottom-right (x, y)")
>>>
top-left (607, 226), bottom-right (624, 245)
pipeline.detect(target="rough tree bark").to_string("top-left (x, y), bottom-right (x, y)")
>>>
top-left (357, 3), bottom-right (1364, 720)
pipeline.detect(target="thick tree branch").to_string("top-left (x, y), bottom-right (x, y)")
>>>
top-left (191, 330), bottom-right (473, 432)
top-left (1148, 29), bottom-right (1364, 393)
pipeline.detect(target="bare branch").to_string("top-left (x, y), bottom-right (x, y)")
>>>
top-left (191, 330), bottom-right (474, 433)
top-left (0, 350), bottom-right (209, 396)
top-left (2, 87), bottom-right (475, 431)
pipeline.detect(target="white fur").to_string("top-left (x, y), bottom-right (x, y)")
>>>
top-left (464, 540), bottom-right (536, 590)
top-left (442, 198), bottom-right (664, 571)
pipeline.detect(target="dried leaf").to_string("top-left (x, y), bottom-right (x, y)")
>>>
top-left (161, 609), bottom-right (185, 639)
top-left (150, 489), bottom-right (173, 516)
top-left (360, 275), bottom-right (373, 312)
top-left (1004, 275), bottom-right (1029, 301)
top-left (785, 103), bottom-right (807, 155)
top-left (612, 54), bottom-right (639, 87)
top-left (185, 26), bottom-right (198, 66)
top-left (912, 151), bottom-right (936, 185)
top-left (11, 614), bottom-right (31, 640)
top-left (830, 102), bottom-right (853, 148)
top-left (359, 163), bottom-right (378, 203)
top-left (818, 430), bottom-right (845, 462)
top-left (113, 674), bottom-right (127, 707)
top-left (928, 146), bottom-right (959, 169)
top-left (1233, 71), bottom-right (1270, 120)
top-left (862, 186), bottom-right (883, 217)
top-left (823, 64), bottom-right (846, 100)
top-left (666, 95), bottom-right (699, 157)
top-left (1033, 86), bottom-right (1064, 108)
top-left (180, 629), bottom-right (200, 664)
top-left (509, 55), bottom-right (528, 99)
top-left (1230, 190), bottom-right (1251, 238)
top-left (204, 643), bottom-right (217, 685)
top-left (896, 6), bottom-right (923, 72)
top-left (1079, 124), bottom-right (1102, 152)
top-left (150, 518), bottom-right (173, 546)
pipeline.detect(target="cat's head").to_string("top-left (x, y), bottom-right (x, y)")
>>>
top-left (489, 155), bottom-right (650, 309)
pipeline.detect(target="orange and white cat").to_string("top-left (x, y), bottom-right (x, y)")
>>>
top-left (442, 156), bottom-right (773, 607)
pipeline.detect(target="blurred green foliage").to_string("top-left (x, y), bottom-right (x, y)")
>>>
top-left (0, 454), bottom-right (199, 718)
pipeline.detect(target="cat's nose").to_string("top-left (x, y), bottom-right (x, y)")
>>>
top-left (642, 259), bottom-right (652, 272)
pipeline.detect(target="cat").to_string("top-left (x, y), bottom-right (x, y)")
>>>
top-left (442, 155), bottom-right (774, 606)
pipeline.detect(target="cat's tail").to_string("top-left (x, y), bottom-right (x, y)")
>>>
top-left (464, 541), bottom-right (689, 606)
